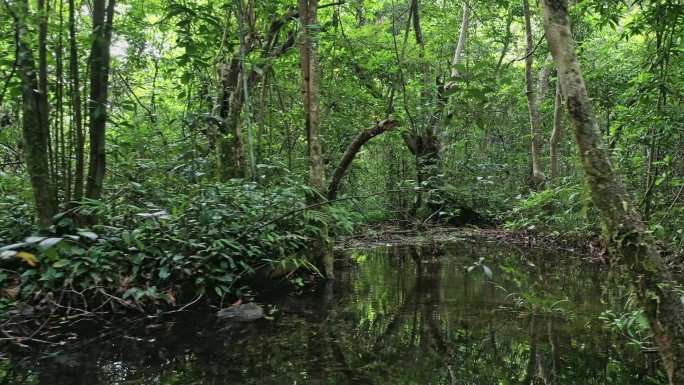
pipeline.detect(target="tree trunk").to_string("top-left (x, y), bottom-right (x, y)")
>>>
top-left (11, 0), bottom-right (58, 227)
top-left (69, 0), bottom-right (85, 203)
top-left (218, 55), bottom-right (247, 181)
top-left (328, 119), bottom-right (401, 201)
top-left (85, 0), bottom-right (115, 204)
top-left (541, 1), bottom-right (684, 382)
top-left (523, 0), bottom-right (546, 191)
top-left (449, 1), bottom-right (469, 82)
top-left (299, 0), bottom-right (333, 279)
top-left (550, 83), bottom-right (562, 181)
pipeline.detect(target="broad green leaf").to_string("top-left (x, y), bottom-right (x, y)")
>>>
top-left (78, 231), bottom-right (98, 240)
top-left (38, 237), bottom-right (63, 250)
top-left (25, 236), bottom-right (46, 244)
top-left (483, 266), bottom-right (493, 279)
top-left (180, 72), bottom-right (191, 85)
top-left (159, 265), bottom-right (170, 279)
top-left (53, 260), bottom-right (70, 268)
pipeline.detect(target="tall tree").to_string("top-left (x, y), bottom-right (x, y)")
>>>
top-left (85, 0), bottom-right (115, 204)
top-left (299, 0), bottom-right (333, 278)
top-left (523, 0), bottom-right (546, 190)
top-left (69, 0), bottom-right (85, 202)
top-left (541, 0), bottom-right (684, 382)
top-left (550, 82), bottom-right (562, 181)
top-left (217, 32), bottom-right (247, 181)
top-left (7, 0), bottom-right (57, 227)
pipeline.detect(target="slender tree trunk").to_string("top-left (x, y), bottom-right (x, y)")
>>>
top-left (299, 0), bottom-right (333, 278)
top-left (541, 1), bottom-right (684, 382)
top-left (257, 73), bottom-right (267, 165)
top-left (69, 0), bottom-right (84, 203)
top-left (56, 0), bottom-right (67, 203)
top-left (523, 0), bottom-right (546, 191)
top-left (85, 0), bottom-right (115, 204)
top-left (449, 1), bottom-right (469, 81)
top-left (37, 0), bottom-right (54, 187)
top-left (218, 55), bottom-right (246, 181)
top-left (550, 83), bottom-right (562, 181)
top-left (236, 0), bottom-right (256, 180)
top-left (11, 0), bottom-right (58, 227)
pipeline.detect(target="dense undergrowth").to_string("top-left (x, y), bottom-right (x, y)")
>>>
top-left (0, 173), bottom-right (364, 318)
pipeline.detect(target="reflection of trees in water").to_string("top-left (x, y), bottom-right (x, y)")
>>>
top-left (0, 242), bottom-right (662, 384)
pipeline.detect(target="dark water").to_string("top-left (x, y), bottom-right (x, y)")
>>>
top-left (0, 240), bottom-right (664, 384)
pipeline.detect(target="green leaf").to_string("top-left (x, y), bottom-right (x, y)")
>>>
top-left (453, 63), bottom-right (467, 73)
top-left (472, 61), bottom-right (488, 72)
top-left (466, 88), bottom-right (488, 101)
top-left (53, 260), bottom-right (70, 268)
top-left (78, 231), bottom-right (98, 240)
top-left (123, 287), bottom-right (138, 299)
top-left (38, 237), bottom-right (63, 251)
top-left (159, 265), bottom-right (170, 279)
top-left (180, 72), bottom-right (191, 85)
top-left (25, 236), bottom-right (46, 244)
top-left (483, 265), bottom-right (493, 279)
top-left (440, 86), bottom-right (459, 98)
top-left (0, 243), bottom-right (26, 251)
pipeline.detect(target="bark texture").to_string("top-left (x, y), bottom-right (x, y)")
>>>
top-left (550, 82), bottom-right (562, 181)
top-left (328, 119), bottom-right (402, 200)
top-left (69, 0), bottom-right (84, 202)
top-left (85, 0), bottom-right (115, 202)
top-left (218, 57), bottom-right (246, 181)
top-left (523, 0), bottom-right (546, 191)
top-left (449, 2), bottom-right (469, 81)
top-left (299, 0), bottom-right (333, 279)
top-left (12, 0), bottom-right (58, 227)
top-left (542, 1), bottom-right (684, 382)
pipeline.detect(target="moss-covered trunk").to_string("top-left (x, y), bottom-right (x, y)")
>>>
top-left (218, 54), bottom-right (246, 181)
top-left (541, 1), bottom-right (684, 382)
top-left (11, 0), bottom-right (57, 227)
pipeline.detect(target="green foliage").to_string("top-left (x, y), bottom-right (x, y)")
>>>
top-left (502, 179), bottom-right (600, 235)
top-left (600, 309), bottom-right (652, 349)
top-left (328, 203), bottom-right (363, 237)
top-left (0, 179), bottom-right (324, 310)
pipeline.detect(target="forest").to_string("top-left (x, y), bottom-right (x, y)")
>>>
top-left (2, 0), bottom-right (684, 382)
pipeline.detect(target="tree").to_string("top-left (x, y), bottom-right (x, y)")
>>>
top-left (550, 83), bottom-right (562, 181)
top-left (299, 0), bottom-right (333, 278)
top-left (523, 0), bottom-right (546, 191)
top-left (85, 0), bottom-right (116, 203)
top-left (6, 0), bottom-right (57, 227)
top-left (541, 0), bottom-right (684, 382)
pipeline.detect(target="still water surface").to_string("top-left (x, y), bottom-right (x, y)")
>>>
top-left (1, 239), bottom-right (663, 384)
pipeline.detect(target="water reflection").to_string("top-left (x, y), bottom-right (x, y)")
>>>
top-left (0, 240), bottom-right (664, 384)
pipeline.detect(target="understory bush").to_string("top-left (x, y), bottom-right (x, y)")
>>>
top-left (500, 178), bottom-right (601, 235)
top-left (0, 178), bottom-right (335, 315)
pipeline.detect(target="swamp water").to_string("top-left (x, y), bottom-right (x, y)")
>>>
top-left (0, 239), bottom-right (663, 384)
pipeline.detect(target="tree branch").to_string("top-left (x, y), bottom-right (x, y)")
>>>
top-left (328, 119), bottom-right (403, 200)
